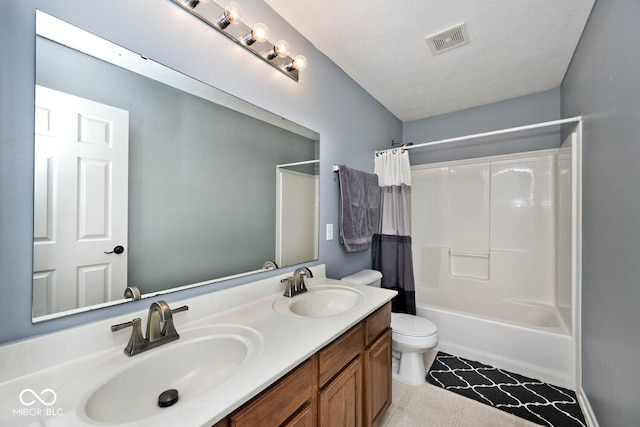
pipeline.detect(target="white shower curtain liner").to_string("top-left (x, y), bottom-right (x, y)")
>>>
top-left (374, 149), bottom-right (412, 187)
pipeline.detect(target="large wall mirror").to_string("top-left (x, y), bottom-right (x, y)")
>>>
top-left (32, 11), bottom-right (319, 322)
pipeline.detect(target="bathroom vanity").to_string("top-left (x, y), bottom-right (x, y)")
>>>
top-left (224, 302), bottom-right (391, 427)
top-left (0, 265), bottom-right (396, 426)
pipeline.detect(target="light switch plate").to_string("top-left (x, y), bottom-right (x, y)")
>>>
top-left (326, 224), bottom-right (334, 240)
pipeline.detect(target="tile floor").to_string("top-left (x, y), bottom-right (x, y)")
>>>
top-left (379, 350), bottom-right (541, 427)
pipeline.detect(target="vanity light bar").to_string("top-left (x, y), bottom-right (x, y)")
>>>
top-left (171, 0), bottom-right (307, 81)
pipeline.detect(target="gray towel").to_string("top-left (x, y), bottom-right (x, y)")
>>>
top-left (338, 165), bottom-right (381, 252)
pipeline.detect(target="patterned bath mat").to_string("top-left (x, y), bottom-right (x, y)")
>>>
top-left (426, 352), bottom-right (586, 426)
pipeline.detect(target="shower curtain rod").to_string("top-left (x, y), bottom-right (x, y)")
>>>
top-left (374, 116), bottom-right (583, 155)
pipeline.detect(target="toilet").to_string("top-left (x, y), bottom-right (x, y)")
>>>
top-left (341, 269), bottom-right (438, 385)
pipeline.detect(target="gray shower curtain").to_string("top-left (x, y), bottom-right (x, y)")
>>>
top-left (372, 149), bottom-right (416, 314)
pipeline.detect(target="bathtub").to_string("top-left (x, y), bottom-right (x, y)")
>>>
top-left (416, 293), bottom-right (575, 389)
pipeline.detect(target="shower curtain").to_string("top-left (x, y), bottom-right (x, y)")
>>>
top-left (372, 149), bottom-right (416, 314)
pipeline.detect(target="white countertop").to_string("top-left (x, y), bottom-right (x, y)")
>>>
top-left (0, 265), bottom-right (396, 426)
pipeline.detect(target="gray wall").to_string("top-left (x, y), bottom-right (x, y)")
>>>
top-left (403, 89), bottom-right (561, 165)
top-left (561, 0), bottom-right (640, 425)
top-left (0, 0), bottom-right (402, 344)
top-left (37, 37), bottom-right (316, 294)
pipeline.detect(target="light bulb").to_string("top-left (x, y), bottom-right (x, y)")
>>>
top-left (292, 55), bottom-right (307, 71)
top-left (225, 2), bottom-right (242, 24)
top-left (251, 23), bottom-right (269, 43)
top-left (266, 40), bottom-right (290, 60)
top-left (243, 23), bottom-right (269, 46)
top-left (216, 2), bottom-right (243, 29)
top-left (274, 40), bottom-right (290, 58)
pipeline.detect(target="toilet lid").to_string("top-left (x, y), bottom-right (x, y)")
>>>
top-left (391, 313), bottom-right (437, 337)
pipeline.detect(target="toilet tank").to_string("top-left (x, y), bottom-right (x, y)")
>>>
top-left (340, 269), bottom-right (383, 287)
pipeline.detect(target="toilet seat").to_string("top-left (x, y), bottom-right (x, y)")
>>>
top-left (391, 313), bottom-right (438, 338)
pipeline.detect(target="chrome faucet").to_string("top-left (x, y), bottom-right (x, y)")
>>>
top-left (282, 267), bottom-right (313, 298)
top-left (111, 301), bottom-right (188, 357)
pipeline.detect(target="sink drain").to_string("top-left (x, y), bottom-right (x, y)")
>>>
top-left (158, 389), bottom-right (179, 408)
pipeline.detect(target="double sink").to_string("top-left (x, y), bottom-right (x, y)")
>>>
top-left (83, 285), bottom-right (364, 424)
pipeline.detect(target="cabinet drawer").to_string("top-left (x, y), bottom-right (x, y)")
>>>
top-left (318, 323), bottom-right (364, 388)
top-left (365, 303), bottom-right (391, 347)
top-left (231, 359), bottom-right (313, 427)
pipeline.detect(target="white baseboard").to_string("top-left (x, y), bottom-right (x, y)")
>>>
top-left (577, 387), bottom-right (599, 427)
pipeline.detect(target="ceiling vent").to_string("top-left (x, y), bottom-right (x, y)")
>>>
top-left (425, 22), bottom-right (470, 55)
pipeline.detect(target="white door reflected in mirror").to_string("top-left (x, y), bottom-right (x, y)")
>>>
top-left (33, 86), bottom-right (129, 317)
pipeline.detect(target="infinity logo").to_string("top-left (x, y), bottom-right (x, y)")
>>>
top-left (19, 389), bottom-right (57, 407)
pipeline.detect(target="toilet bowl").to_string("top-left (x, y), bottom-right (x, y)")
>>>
top-left (340, 269), bottom-right (438, 385)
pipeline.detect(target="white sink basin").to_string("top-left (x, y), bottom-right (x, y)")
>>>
top-left (273, 285), bottom-right (365, 318)
top-left (83, 325), bottom-right (262, 424)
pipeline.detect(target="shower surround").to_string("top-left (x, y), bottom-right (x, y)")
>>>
top-left (411, 147), bottom-right (576, 388)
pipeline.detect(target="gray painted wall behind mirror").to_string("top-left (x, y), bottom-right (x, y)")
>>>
top-left (34, 29), bottom-right (318, 319)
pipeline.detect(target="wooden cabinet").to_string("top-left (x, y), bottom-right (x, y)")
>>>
top-left (284, 403), bottom-right (314, 427)
top-left (317, 323), bottom-right (364, 426)
top-left (318, 357), bottom-right (362, 427)
top-left (318, 323), bottom-right (364, 387)
top-left (230, 359), bottom-right (315, 427)
top-left (363, 302), bottom-right (392, 427)
top-left (216, 302), bottom-right (392, 427)
top-left (364, 329), bottom-right (392, 427)
top-left (212, 418), bottom-right (228, 427)
top-left (317, 302), bottom-right (391, 427)
top-left (364, 302), bottom-right (391, 347)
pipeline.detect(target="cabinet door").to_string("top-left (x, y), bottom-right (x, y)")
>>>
top-left (319, 357), bottom-right (362, 427)
top-left (364, 329), bottom-right (392, 427)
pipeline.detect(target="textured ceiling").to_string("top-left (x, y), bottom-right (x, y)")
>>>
top-left (264, 0), bottom-right (595, 122)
